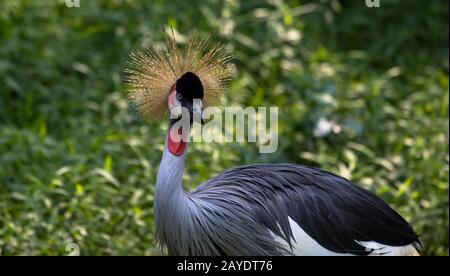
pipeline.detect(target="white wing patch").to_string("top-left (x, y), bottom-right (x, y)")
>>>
top-left (271, 217), bottom-right (419, 256)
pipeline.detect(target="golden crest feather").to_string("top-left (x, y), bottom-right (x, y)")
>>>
top-left (124, 32), bottom-right (234, 121)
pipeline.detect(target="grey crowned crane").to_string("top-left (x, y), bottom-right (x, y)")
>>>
top-left (125, 33), bottom-right (421, 256)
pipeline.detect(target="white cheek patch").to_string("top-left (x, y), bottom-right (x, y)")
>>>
top-left (168, 90), bottom-right (182, 118)
top-left (192, 99), bottom-right (203, 124)
top-left (193, 99), bottom-right (202, 114)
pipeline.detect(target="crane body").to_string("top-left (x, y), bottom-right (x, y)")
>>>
top-left (155, 122), bottom-right (420, 256)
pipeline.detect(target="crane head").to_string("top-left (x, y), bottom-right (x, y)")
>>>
top-left (125, 31), bottom-right (233, 123)
top-left (168, 72), bottom-right (204, 125)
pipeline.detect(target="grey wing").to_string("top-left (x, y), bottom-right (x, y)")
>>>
top-left (191, 163), bottom-right (420, 255)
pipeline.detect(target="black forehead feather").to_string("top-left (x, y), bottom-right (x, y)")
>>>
top-left (176, 72), bottom-right (204, 100)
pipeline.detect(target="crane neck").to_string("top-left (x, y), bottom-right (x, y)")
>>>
top-left (154, 120), bottom-right (189, 215)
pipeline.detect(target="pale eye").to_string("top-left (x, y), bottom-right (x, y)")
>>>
top-left (176, 93), bottom-right (183, 101)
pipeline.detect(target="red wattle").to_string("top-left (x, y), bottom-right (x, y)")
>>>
top-left (168, 126), bottom-right (187, 156)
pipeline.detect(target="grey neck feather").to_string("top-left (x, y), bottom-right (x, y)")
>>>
top-left (154, 132), bottom-right (186, 203)
top-left (154, 124), bottom-right (190, 253)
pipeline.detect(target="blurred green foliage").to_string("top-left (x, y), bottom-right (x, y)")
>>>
top-left (0, 0), bottom-right (448, 255)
